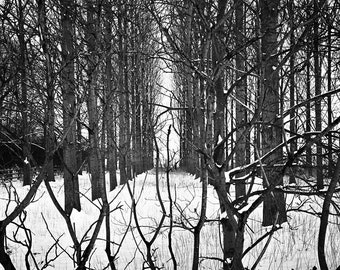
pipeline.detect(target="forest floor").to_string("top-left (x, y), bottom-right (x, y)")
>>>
top-left (0, 169), bottom-right (339, 270)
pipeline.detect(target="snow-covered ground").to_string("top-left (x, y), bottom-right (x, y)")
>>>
top-left (0, 169), bottom-right (339, 269)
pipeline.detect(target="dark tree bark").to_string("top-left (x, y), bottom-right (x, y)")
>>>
top-left (306, 25), bottom-right (312, 176)
top-left (118, 0), bottom-right (128, 184)
top-left (18, 0), bottom-right (31, 186)
top-left (104, 0), bottom-right (118, 190)
top-left (314, 0), bottom-right (323, 189)
top-left (134, 70), bottom-right (142, 175)
top-left (260, 0), bottom-right (287, 226)
top-left (131, 8), bottom-right (137, 177)
top-left (181, 0), bottom-right (194, 173)
top-left (0, 224), bottom-right (16, 270)
top-left (37, 0), bottom-right (55, 182)
top-left (327, 11), bottom-right (333, 176)
top-left (318, 156), bottom-right (340, 270)
top-left (234, 0), bottom-right (247, 197)
top-left (60, 0), bottom-right (81, 214)
top-left (288, 0), bottom-right (297, 184)
top-left (123, 9), bottom-right (132, 180)
top-left (85, 0), bottom-right (102, 201)
top-left (212, 0), bottom-right (227, 171)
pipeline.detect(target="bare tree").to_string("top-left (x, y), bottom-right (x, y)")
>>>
top-left (60, 0), bottom-right (81, 213)
top-left (259, 0), bottom-right (287, 226)
top-left (85, 0), bottom-right (102, 200)
top-left (313, 0), bottom-right (323, 189)
top-left (17, 0), bottom-right (32, 186)
top-left (234, 0), bottom-right (248, 197)
top-left (37, 0), bottom-right (55, 182)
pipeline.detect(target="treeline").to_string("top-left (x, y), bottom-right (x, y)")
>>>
top-left (0, 0), bottom-right (159, 207)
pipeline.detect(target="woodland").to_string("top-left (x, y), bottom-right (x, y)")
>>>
top-left (1, 0), bottom-right (340, 269)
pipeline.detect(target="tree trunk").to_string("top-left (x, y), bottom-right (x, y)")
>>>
top-left (18, 0), bottom-right (31, 186)
top-left (60, 0), bottom-right (81, 214)
top-left (0, 226), bottom-right (16, 270)
top-left (327, 13), bottom-right (333, 176)
top-left (131, 11), bottom-right (137, 177)
top-left (123, 12), bottom-right (132, 180)
top-left (260, 0), bottom-right (287, 226)
top-left (192, 168), bottom-right (208, 270)
top-left (118, 1), bottom-right (127, 184)
top-left (135, 77), bottom-right (143, 175)
top-left (104, 1), bottom-right (117, 190)
top-left (85, 0), bottom-right (102, 201)
top-left (212, 0), bottom-right (227, 171)
top-left (318, 156), bottom-right (340, 270)
top-left (37, 0), bottom-right (55, 182)
top-left (235, 0), bottom-right (247, 197)
top-left (288, 0), bottom-right (297, 184)
top-left (306, 28), bottom-right (312, 176)
top-left (211, 1), bottom-right (239, 268)
top-left (314, 0), bottom-right (323, 189)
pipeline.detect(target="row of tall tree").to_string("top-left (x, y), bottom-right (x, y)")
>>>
top-left (1, 0), bottom-right (340, 269)
top-left (1, 1), bottom-right (163, 268)
top-left (0, 0), bottom-right (159, 208)
top-left (150, 0), bottom-right (340, 268)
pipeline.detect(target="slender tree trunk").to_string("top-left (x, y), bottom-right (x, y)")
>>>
top-left (37, 0), bottom-right (55, 182)
top-left (18, 0), bottom-right (31, 186)
top-left (85, 0), bottom-right (102, 201)
top-left (104, 0), bottom-right (117, 190)
top-left (260, 0), bottom-right (287, 226)
top-left (76, 107), bottom-right (83, 175)
top-left (211, 1), bottom-right (239, 268)
top-left (142, 85), bottom-right (148, 172)
top-left (212, 0), bottom-right (227, 171)
top-left (118, 1), bottom-right (127, 184)
top-left (318, 156), bottom-right (340, 270)
top-left (192, 167), bottom-right (208, 270)
top-left (124, 12), bottom-right (132, 180)
top-left (199, 38), bottom-right (206, 179)
top-left (235, 0), bottom-right (247, 197)
top-left (193, 72), bottom-right (200, 177)
top-left (306, 31), bottom-right (312, 176)
top-left (135, 79), bottom-right (142, 174)
top-left (289, 0), bottom-right (297, 184)
top-left (131, 11), bottom-right (137, 178)
top-left (182, 1), bottom-right (193, 173)
top-left (108, 109), bottom-right (118, 190)
top-left (147, 92), bottom-right (154, 170)
top-left (327, 15), bottom-right (333, 176)
top-left (314, 0), bottom-right (324, 189)
top-left (60, 0), bottom-right (81, 214)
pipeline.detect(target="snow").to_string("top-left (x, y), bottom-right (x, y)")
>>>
top-left (0, 170), bottom-right (339, 269)
top-left (24, 157), bottom-right (29, 164)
